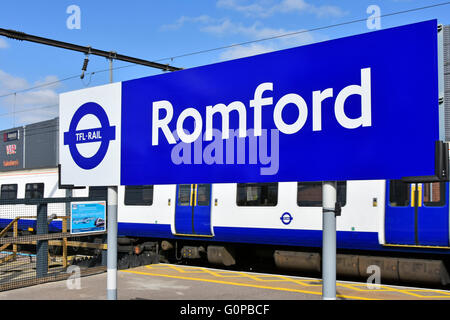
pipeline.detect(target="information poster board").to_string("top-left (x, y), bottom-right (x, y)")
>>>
top-left (70, 201), bottom-right (107, 234)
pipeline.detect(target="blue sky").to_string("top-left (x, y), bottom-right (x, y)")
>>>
top-left (0, 0), bottom-right (449, 130)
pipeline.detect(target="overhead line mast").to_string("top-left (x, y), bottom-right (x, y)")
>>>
top-left (0, 28), bottom-right (183, 72)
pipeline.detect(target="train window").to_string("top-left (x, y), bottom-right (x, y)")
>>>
top-left (25, 183), bottom-right (44, 199)
top-left (297, 182), bottom-right (347, 207)
top-left (1, 184), bottom-right (17, 200)
top-left (124, 185), bottom-right (154, 206)
top-left (297, 182), bottom-right (322, 207)
top-left (423, 182), bottom-right (446, 207)
top-left (236, 183), bottom-right (278, 206)
top-left (389, 180), bottom-right (410, 207)
top-left (178, 184), bottom-right (191, 206)
top-left (196, 184), bottom-right (211, 206)
top-left (89, 186), bottom-right (108, 200)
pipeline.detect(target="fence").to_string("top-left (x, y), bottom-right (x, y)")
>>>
top-left (0, 196), bottom-right (107, 291)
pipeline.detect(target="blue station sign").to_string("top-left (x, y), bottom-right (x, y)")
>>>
top-left (60, 20), bottom-right (440, 186)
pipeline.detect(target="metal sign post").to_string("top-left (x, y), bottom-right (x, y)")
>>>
top-left (107, 58), bottom-right (118, 300)
top-left (322, 181), bottom-right (337, 300)
top-left (106, 186), bottom-right (118, 300)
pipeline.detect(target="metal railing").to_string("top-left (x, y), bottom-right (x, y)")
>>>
top-left (0, 196), bottom-right (107, 292)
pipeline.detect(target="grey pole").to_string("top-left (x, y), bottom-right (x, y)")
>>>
top-left (109, 57), bottom-right (113, 83)
top-left (106, 58), bottom-right (119, 300)
top-left (36, 203), bottom-right (48, 278)
top-left (322, 181), bottom-right (337, 300)
top-left (107, 186), bottom-right (118, 300)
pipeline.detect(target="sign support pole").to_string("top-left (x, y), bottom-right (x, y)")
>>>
top-left (107, 186), bottom-right (118, 300)
top-left (106, 58), bottom-right (118, 300)
top-left (322, 181), bottom-right (337, 300)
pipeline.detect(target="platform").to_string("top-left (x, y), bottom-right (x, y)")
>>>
top-left (121, 264), bottom-right (450, 300)
top-left (0, 263), bottom-right (450, 300)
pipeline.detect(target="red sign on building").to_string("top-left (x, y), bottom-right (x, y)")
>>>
top-left (6, 144), bottom-right (16, 155)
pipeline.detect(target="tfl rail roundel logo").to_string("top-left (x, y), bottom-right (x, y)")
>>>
top-left (280, 212), bottom-right (293, 225)
top-left (63, 102), bottom-right (116, 170)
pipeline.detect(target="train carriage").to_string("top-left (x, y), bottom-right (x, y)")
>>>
top-left (1, 167), bottom-right (449, 285)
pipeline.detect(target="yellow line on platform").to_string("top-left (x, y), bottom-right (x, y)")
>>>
top-left (143, 264), bottom-right (450, 299)
top-left (382, 244), bottom-right (450, 250)
top-left (120, 269), bottom-right (376, 300)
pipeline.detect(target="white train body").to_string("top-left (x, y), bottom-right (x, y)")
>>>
top-left (3, 166), bottom-right (448, 256)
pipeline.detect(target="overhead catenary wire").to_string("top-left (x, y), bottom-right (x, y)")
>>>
top-left (0, 63), bottom-right (137, 100)
top-left (0, 1), bottom-right (449, 102)
top-left (0, 104), bottom-right (58, 118)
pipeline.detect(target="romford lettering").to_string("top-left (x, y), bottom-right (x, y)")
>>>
top-left (152, 67), bottom-right (372, 146)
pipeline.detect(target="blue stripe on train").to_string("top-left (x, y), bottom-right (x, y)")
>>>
top-left (5, 218), bottom-right (449, 255)
top-left (0, 219), bottom-right (62, 233)
top-left (118, 223), bottom-right (450, 254)
top-left (118, 222), bottom-right (381, 250)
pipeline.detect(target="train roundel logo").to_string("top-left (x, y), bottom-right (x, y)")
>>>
top-left (280, 212), bottom-right (293, 225)
top-left (63, 102), bottom-right (116, 170)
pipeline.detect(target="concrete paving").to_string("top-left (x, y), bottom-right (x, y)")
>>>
top-left (1, 263), bottom-right (450, 300)
top-left (0, 269), bottom-right (320, 300)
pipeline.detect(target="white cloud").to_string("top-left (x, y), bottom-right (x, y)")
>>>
top-left (220, 43), bottom-right (275, 60)
top-left (0, 70), bottom-right (60, 125)
top-left (162, 14), bottom-right (321, 61)
top-left (160, 1), bottom-right (347, 66)
top-left (160, 15), bottom-right (215, 30)
top-left (217, 0), bottom-right (346, 18)
top-left (201, 19), bottom-right (289, 39)
top-left (0, 38), bottom-right (9, 49)
top-left (201, 19), bottom-right (317, 60)
top-left (0, 70), bottom-right (28, 91)
top-left (12, 105), bottom-right (58, 125)
top-left (202, 19), bottom-right (315, 43)
top-left (219, 29), bottom-right (318, 61)
top-left (161, 15), bottom-right (315, 45)
top-left (216, 0), bottom-right (266, 17)
top-left (162, 2), bottom-right (338, 63)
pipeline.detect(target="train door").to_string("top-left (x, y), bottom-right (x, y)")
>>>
top-left (174, 184), bottom-right (213, 236)
top-left (385, 180), bottom-right (449, 246)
